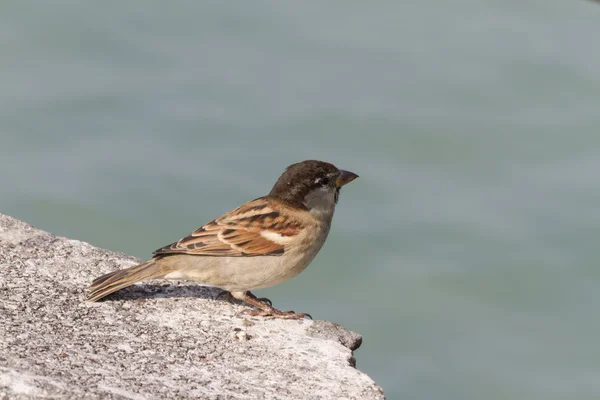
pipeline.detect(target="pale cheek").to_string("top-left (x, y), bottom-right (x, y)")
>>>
top-left (304, 188), bottom-right (337, 213)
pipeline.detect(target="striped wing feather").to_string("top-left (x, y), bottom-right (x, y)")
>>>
top-left (152, 198), bottom-right (302, 257)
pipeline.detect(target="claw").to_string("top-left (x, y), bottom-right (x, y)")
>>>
top-left (297, 312), bottom-right (312, 320)
top-left (246, 291), bottom-right (272, 307)
top-left (256, 297), bottom-right (272, 307)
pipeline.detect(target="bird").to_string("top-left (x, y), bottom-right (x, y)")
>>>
top-left (87, 160), bottom-right (358, 319)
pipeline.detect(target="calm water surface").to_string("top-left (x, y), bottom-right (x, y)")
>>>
top-left (2, 2), bottom-right (600, 399)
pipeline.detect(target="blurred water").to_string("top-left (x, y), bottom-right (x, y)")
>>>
top-left (2, 1), bottom-right (600, 398)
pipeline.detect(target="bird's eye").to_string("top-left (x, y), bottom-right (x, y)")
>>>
top-left (318, 177), bottom-right (330, 186)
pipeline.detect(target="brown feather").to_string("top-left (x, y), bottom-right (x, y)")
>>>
top-left (152, 198), bottom-right (303, 257)
top-left (87, 258), bottom-right (174, 302)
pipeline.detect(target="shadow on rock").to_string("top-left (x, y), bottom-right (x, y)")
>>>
top-left (95, 283), bottom-right (222, 302)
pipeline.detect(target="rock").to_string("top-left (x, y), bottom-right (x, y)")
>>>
top-left (0, 213), bottom-right (385, 399)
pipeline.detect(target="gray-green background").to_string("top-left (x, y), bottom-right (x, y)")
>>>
top-left (2, 2), bottom-right (600, 399)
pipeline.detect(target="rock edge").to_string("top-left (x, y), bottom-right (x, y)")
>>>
top-left (0, 213), bottom-right (384, 400)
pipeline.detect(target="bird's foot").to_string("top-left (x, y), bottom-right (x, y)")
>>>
top-left (221, 290), bottom-right (310, 319)
top-left (215, 290), bottom-right (272, 307)
top-left (246, 291), bottom-right (272, 307)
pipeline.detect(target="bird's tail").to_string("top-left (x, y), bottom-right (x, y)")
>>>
top-left (87, 258), bottom-right (168, 302)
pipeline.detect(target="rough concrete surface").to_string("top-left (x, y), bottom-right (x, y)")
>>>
top-left (0, 213), bottom-right (384, 399)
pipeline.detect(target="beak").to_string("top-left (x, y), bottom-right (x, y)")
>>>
top-left (336, 169), bottom-right (359, 188)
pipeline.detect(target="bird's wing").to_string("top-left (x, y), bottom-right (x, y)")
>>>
top-left (152, 198), bottom-right (303, 257)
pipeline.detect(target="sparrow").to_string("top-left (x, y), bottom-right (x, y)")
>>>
top-left (87, 160), bottom-right (358, 319)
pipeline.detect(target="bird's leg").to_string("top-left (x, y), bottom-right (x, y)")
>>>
top-left (231, 291), bottom-right (312, 320)
top-left (215, 290), bottom-right (272, 307)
